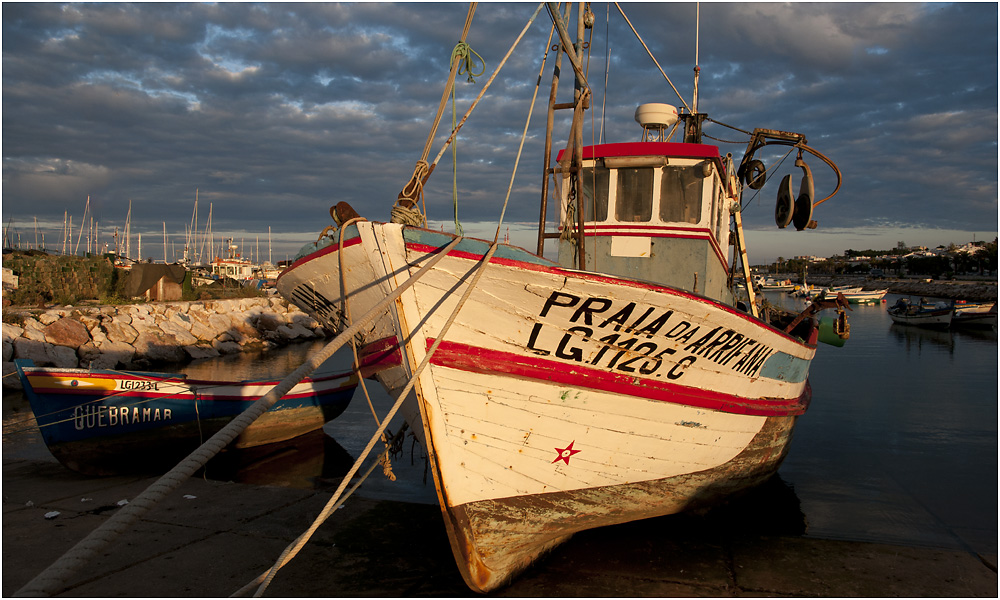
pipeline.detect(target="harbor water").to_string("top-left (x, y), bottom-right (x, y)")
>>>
top-left (3, 292), bottom-right (996, 557)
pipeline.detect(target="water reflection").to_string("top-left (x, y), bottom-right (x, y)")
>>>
top-left (889, 323), bottom-right (955, 354)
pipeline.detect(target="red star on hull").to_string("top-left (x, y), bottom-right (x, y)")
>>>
top-left (552, 440), bottom-right (581, 465)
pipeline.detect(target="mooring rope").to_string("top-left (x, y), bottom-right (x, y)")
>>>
top-left (247, 240), bottom-right (499, 598)
top-left (14, 237), bottom-right (462, 598)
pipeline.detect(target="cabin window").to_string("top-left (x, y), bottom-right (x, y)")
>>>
top-left (580, 166), bottom-right (610, 222)
top-left (615, 167), bottom-right (654, 222)
top-left (659, 165), bottom-right (703, 224)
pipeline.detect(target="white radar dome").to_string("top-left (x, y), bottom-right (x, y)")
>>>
top-left (634, 103), bottom-right (679, 128)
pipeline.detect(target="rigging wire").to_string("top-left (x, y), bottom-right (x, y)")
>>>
top-left (614, 2), bottom-right (692, 114)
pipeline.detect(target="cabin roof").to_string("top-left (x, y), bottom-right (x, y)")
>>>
top-left (556, 141), bottom-right (721, 162)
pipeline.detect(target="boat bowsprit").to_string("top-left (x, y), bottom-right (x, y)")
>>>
top-left (277, 3), bottom-right (850, 592)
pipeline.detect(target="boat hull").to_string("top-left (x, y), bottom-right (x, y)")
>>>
top-left (840, 289), bottom-right (888, 304)
top-left (13, 360), bottom-right (357, 475)
top-left (278, 221), bottom-right (818, 591)
top-left (953, 303), bottom-right (998, 328)
top-left (887, 308), bottom-right (953, 329)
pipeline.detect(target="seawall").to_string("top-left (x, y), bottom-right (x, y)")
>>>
top-left (2, 297), bottom-right (325, 390)
top-left (802, 276), bottom-right (997, 301)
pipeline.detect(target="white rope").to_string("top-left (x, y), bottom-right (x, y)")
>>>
top-left (15, 236), bottom-right (462, 598)
top-left (248, 239), bottom-right (498, 597)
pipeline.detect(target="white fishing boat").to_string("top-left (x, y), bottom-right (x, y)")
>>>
top-left (210, 238), bottom-right (256, 281)
top-left (952, 300), bottom-right (997, 329)
top-left (277, 4), bottom-right (849, 592)
top-left (887, 297), bottom-right (953, 329)
top-left (760, 278), bottom-right (795, 291)
top-left (834, 288), bottom-right (888, 304)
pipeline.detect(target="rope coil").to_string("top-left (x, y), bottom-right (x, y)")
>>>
top-left (451, 41), bottom-right (485, 83)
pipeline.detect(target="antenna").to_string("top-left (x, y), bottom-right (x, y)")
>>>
top-left (693, 3), bottom-right (700, 113)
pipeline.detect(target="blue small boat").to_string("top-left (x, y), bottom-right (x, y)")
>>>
top-left (13, 359), bottom-right (357, 475)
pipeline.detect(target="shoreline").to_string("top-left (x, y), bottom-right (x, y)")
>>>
top-left (791, 275), bottom-right (997, 301)
top-left (2, 296), bottom-right (325, 390)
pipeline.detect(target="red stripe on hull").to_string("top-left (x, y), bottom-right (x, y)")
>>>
top-left (277, 236), bottom-right (363, 282)
top-left (425, 338), bottom-right (809, 416)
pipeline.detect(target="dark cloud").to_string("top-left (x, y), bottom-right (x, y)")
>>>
top-left (3, 2), bottom-right (996, 264)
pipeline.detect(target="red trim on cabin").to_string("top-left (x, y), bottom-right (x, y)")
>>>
top-left (424, 338), bottom-right (809, 417)
top-left (556, 142), bottom-right (722, 163)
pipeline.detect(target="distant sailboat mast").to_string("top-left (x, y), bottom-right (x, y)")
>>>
top-left (124, 199), bottom-right (132, 260)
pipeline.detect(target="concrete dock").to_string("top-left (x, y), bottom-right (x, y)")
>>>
top-left (3, 455), bottom-right (996, 597)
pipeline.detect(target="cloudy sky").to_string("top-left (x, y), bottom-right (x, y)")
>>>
top-left (2, 2), bottom-right (997, 265)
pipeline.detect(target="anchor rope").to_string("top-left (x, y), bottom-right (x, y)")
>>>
top-left (14, 237), bottom-right (463, 599)
top-left (249, 239), bottom-right (499, 597)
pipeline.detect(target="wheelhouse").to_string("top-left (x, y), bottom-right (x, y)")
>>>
top-left (556, 141), bottom-right (739, 302)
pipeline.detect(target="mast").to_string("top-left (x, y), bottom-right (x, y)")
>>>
top-left (693, 3), bottom-right (700, 113)
top-left (125, 199), bottom-right (132, 260)
top-left (74, 196), bottom-right (90, 255)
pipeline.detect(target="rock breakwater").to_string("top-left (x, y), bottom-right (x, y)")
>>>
top-left (804, 276), bottom-right (997, 302)
top-left (3, 297), bottom-right (326, 390)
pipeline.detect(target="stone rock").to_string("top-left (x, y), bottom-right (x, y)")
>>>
top-left (75, 312), bottom-right (102, 331)
top-left (49, 345), bottom-right (79, 368)
top-left (3, 323), bottom-right (24, 364)
top-left (89, 341), bottom-right (135, 369)
top-left (288, 312), bottom-right (319, 330)
top-left (21, 317), bottom-right (47, 342)
top-left (189, 310), bottom-right (233, 341)
top-left (44, 317), bottom-right (92, 348)
top-left (212, 339), bottom-right (243, 354)
top-left (128, 304), bottom-right (152, 320)
top-left (132, 332), bottom-right (186, 363)
top-left (159, 318), bottom-right (199, 346)
top-left (2, 322), bottom-right (24, 344)
top-left (13, 338), bottom-right (52, 366)
top-left (183, 344), bottom-right (220, 360)
top-left (104, 317), bottom-right (139, 344)
top-left (90, 326), bottom-right (108, 345)
top-left (77, 342), bottom-right (103, 366)
top-left (37, 312), bottom-right (59, 325)
top-left (277, 323), bottom-right (313, 340)
top-left (2, 361), bottom-right (22, 390)
top-left (256, 312), bottom-right (282, 332)
top-left (13, 338), bottom-right (79, 368)
top-left (162, 309), bottom-right (193, 332)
